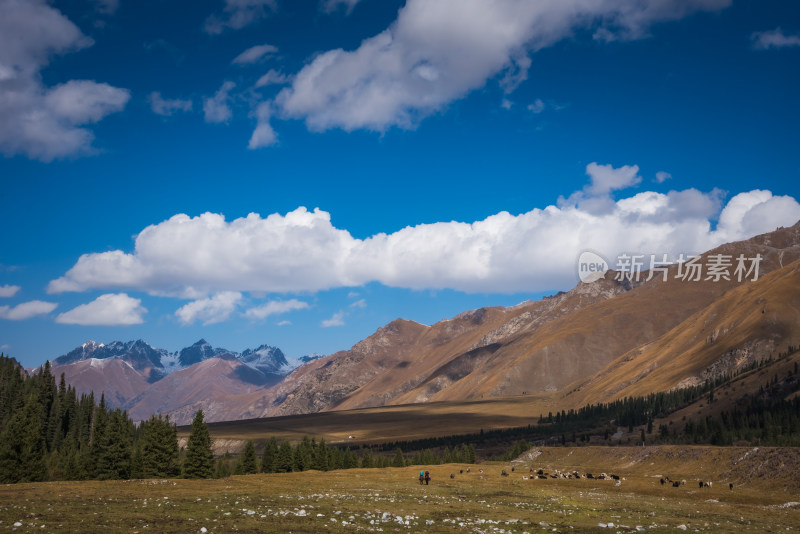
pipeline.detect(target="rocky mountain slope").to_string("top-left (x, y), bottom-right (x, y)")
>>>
top-left (203, 221), bottom-right (800, 422)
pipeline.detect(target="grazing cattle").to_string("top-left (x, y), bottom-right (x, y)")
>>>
top-left (537, 469), bottom-right (544, 475)
top-left (610, 474), bottom-right (620, 481)
top-left (450, 473), bottom-right (455, 479)
top-left (586, 473), bottom-right (594, 479)
top-left (479, 469), bottom-right (483, 473)
top-left (511, 466), bottom-right (515, 472)
top-left (538, 475), bottom-right (547, 480)
top-left (706, 482), bottom-right (712, 488)
top-left (681, 480), bottom-right (686, 486)
top-left (672, 481), bottom-right (681, 487)
top-left (660, 478), bottom-right (666, 486)
top-left (699, 481), bottom-right (704, 488)
top-left (729, 483), bottom-right (734, 490)
top-left (466, 468), bottom-right (470, 473)
top-left (459, 469), bottom-right (464, 474)
top-left (501, 470), bottom-right (509, 477)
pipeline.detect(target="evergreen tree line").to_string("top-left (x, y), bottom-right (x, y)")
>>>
top-left (212, 437), bottom-right (477, 478)
top-left (0, 355), bottom-right (190, 483)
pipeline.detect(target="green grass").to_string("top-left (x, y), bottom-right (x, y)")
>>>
top-left (1, 447), bottom-right (798, 532)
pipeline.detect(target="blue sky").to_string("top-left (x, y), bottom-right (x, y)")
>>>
top-left (1, 0), bottom-right (799, 367)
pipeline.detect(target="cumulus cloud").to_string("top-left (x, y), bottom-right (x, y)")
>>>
top-left (270, 0), bottom-right (730, 135)
top-left (558, 163), bottom-right (643, 214)
top-left (55, 293), bottom-right (145, 325)
top-left (149, 92), bottom-right (193, 116)
top-left (175, 291), bottom-right (242, 325)
top-left (655, 171), bottom-right (672, 183)
top-left (256, 69), bottom-right (290, 87)
top-left (0, 300), bottom-right (57, 320)
top-left (47, 163), bottom-right (800, 296)
top-left (205, 0), bottom-right (277, 34)
top-left (0, 285), bottom-right (21, 298)
top-left (349, 298), bottom-right (366, 309)
top-left (0, 0), bottom-right (130, 160)
top-left (232, 44), bottom-right (278, 65)
top-left (751, 28), bottom-right (800, 50)
top-left (244, 298), bottom-right (309, 320)
top-left (203, 81), bottom-right (236, 123)
top-left (321, 311), bottom-right (345, 327)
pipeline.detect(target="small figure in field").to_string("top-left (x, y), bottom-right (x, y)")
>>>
top-left (419, 470), bottom-right (424, 485)
top-left (424, 471), bottom-right (431, 485)
top-left (729, 483), bottom-right (734, 490)
top-left (450, 473), bottom-right (455, 479)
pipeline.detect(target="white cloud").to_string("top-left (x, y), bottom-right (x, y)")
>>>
top-left (175, 291), bottom-right (242, 325)
top-left (256, 69), bottom-right (290, 87)
top-left (205, 0), bottom-right (277, 34)
top-left (0, 300), bottom-right (57, 320)
top-left (0, 285), bottom-right (21, 298)
top-left (149, 92), bottom-right (193, 116)
top-left (500, 99), bottom-right (513, 110)
top-left (271, 0), bottom-right (730, 135)
top-left (751, 28), bottom-right (800, 50)
top-left (203, 81), bottom-right (236, 123)
top-left (655, 171), bottom-right (672, 183)
top-left (349, 298), bottom-right (366, 309)
top-left (56, 293), bottom-right (145, 325)
top-left (277, 320), bottom-right (291, 326)
top-left (233, 44), bottom-right (278, 65)
top-left (0, 0), bottom-right (130, 161)
top-left (47, 163), bottom-right (800, 296)
top-left (248, 101), bottom-right (277, 148)
top-left (527, 99), bottom-right (545, 114)
top-left (0, 344), bottom-right (10, 351)
top-left (321, 311), bottom-right (345, 327)
top-left (244, 298), bottom-right (309, 320)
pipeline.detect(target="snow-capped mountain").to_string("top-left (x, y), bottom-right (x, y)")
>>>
top-left (49, 338), bottom-right (305, 412)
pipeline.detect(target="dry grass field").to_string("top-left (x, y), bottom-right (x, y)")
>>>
top-left (1, 446), bottom-right (798, 533)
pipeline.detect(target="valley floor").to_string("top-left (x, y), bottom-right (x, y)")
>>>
top-left (0, 446), bottom-right (798, 532)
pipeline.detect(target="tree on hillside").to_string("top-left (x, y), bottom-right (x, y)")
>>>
top-left (183, 410), bottom-right (214, 479)
top-left (235, 440), bottom-right (258, 475)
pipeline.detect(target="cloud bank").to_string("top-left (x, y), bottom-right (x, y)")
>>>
top-left (0, 0), bottom-right (129, 160)
top-left (48, 163), bottom-right (800, 297)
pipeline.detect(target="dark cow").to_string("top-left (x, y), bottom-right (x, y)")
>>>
top-left (610, 474), bottom-right (620, 481)
top-left (699, 481), bottom-right (704, 488)
top-left (459, 469), bottom-right (464, 474)
top-left (729, 483), bottom-right (734, 490)
top-left (511, 467), bottom-right (515, 472)
top-left (538, 475), bottom-right (547, 480)
top-left (501, 470), bottom-right (509, 477)
top-left (660, 478), bottom-right (666, 486)
top-left (672, 481), bottom-right (681, 487)
top-left (450, 473), bottom-right (455, 479)
top-left (586, 473), bottom-right (594, 479)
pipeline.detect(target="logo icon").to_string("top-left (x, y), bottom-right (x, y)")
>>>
top-left (577, 251), bottom-right (608, 283)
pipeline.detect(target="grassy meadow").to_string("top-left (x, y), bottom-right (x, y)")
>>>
top-left (1, 446), bottom-right (798, 532)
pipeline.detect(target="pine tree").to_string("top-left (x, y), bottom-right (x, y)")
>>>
top-left (138, 414), bottom-right (179, 478)
top-left (0, 395), bottom-right (46, 483)
top-left (236, 440), bottom-right (258, 475)
top-left (393, 447), bottom-right (405, 467)
top-left (260, 437), bottom-right (278, 473)
top-left (275, 440), bottom-right (294, 473)
top-left (360, 448), bottom-right (373, 468)
top-left (183, 410), bottom-right (214, 479)
top-left (97, 409), bottom-right (133, 480)
top-left (312, 438), bottom-right (329, 471)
